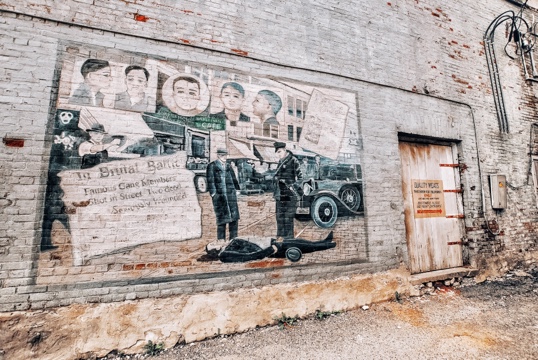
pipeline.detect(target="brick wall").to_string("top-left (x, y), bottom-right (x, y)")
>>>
top-left (0, 0), bottom-right (537, 313)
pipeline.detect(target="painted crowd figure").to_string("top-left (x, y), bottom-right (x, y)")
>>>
top-left (206, 148), bottom-right (241, 240)
top-left (78, 124), bottom-right (120, 169)
top-left (273, 141), bottom-right (303, 239)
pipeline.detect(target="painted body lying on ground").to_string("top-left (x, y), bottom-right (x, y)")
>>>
top-left (40, 42), bottom-right (366, 279)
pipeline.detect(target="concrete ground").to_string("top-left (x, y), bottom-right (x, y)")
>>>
top-left (101, 268), bottom-right (538, 360)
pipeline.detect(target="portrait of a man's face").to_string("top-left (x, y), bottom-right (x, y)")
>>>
top-left (86, 66), bottom-right (112, 90)
top-left (252, 94), bottom-right (271, 117)
top-left (173, 79), bottom-right (200, 111)
top-left (221, 86), bottom-right (243, 111)
top-left (89, 131), bottom-right (105, 143)
top-left (276, 147), bottom-right (287, 159)
top-left (125, 69), bottom-right (148, 96)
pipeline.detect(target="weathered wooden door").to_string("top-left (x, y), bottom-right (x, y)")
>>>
top-left (399, 142), bottom-right (464, 274)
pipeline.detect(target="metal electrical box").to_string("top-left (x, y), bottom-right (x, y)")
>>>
top-left (490, 174), bottom-right (507, 210)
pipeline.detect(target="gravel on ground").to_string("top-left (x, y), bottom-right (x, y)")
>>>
top-left (100, 267), bottom-right (538, 360)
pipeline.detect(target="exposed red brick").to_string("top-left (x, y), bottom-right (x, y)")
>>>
top-left (134, 263), bottom-right (146, 270)
top-left (179, 39), bottom-right (191, 44)
top-left (122, 264), bottom-right (134, 271)
top-left (171, 261), bottom-right (191, 267)
top-left (72, 200), bottom-right (90, 207)
top-left (2, 138), bottom-right (24, 147)
top-left (231, 48), bottom-right (249, 56)
top-left (246, 259), bottom-right (285, 268)
top-left (134, 14), bottom-right (149, 22)
top-left (432, 12), bottom-right (440, 17)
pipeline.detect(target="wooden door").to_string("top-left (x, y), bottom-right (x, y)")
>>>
top-left (399, 142), bottom-right (464, 274)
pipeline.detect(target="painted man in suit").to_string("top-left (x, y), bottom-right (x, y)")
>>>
top-left (206, 148), bottom-right (241, 241)
top-left (273, 141), bottom-right (303, 239)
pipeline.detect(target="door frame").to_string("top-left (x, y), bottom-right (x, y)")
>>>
top-left (398, 134), bottom-right (466, 274)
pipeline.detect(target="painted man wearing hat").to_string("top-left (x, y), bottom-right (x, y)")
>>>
top-left (273, 141), bottom-right (303, 239)
top-left (206, 148), bottom-right (241, 241)
top-left (78, 124), bottom-right (121, 169)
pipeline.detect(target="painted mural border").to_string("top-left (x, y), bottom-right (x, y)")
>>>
top-left (32, 38), bottom-right (369, 287)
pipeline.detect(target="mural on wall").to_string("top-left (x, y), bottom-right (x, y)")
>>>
top-left (40, 43), bottom-right (365, 279)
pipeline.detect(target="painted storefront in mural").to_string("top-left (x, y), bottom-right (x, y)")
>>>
top-left (40, 43), bottom-right (366, 282)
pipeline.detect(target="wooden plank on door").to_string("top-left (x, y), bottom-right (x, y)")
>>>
top-left (399, 142), bottom-right (463, 274)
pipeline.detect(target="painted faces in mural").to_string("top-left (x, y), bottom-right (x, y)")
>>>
top-left (252, 90), bottom-right (281, 124)
top-left (252, 94), bottom-right (272, 119)
top-left (87, 66), bottom-right (112, 90)
top-left (69, 59), bottom-right (112, 107)
top-left (125, 67), bottom-right (148, 99)
top-left (114, 65), bottom-right (153, 112)
top-left (276, 147), bottom-right (287, 160)
top-left (221, 85), bottom-right (243, 112)
top-left (173, 77), bottom-right (201, 116)
top-left (216, 82), bottom-right (250, 124)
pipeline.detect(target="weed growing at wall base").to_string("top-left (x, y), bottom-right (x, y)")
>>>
top-left (274, 313), bottom-right (299, 329)
top-left (315, 309), bottom-right (342, 320)
top-left (144, 340), bottom-right (164, 356)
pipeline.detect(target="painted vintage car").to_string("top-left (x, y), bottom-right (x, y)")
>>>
top-left (296, 163), bottom-right (364, 228)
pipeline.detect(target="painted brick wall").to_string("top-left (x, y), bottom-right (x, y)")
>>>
top-left (1, 0), bottom-right (537, 313)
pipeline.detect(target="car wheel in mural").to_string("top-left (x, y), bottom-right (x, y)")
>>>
top-left (295, 163), bottom-right (363, 228)
top-left (339, 185), bottom-right (361, 211)
top-left (311, 196), bottom-right (338, 228)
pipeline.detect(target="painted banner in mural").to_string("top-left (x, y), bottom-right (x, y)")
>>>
top-left (40, 43), bottom-right (365, 279)
top-left (59, 152), bottom-right (200, 265)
